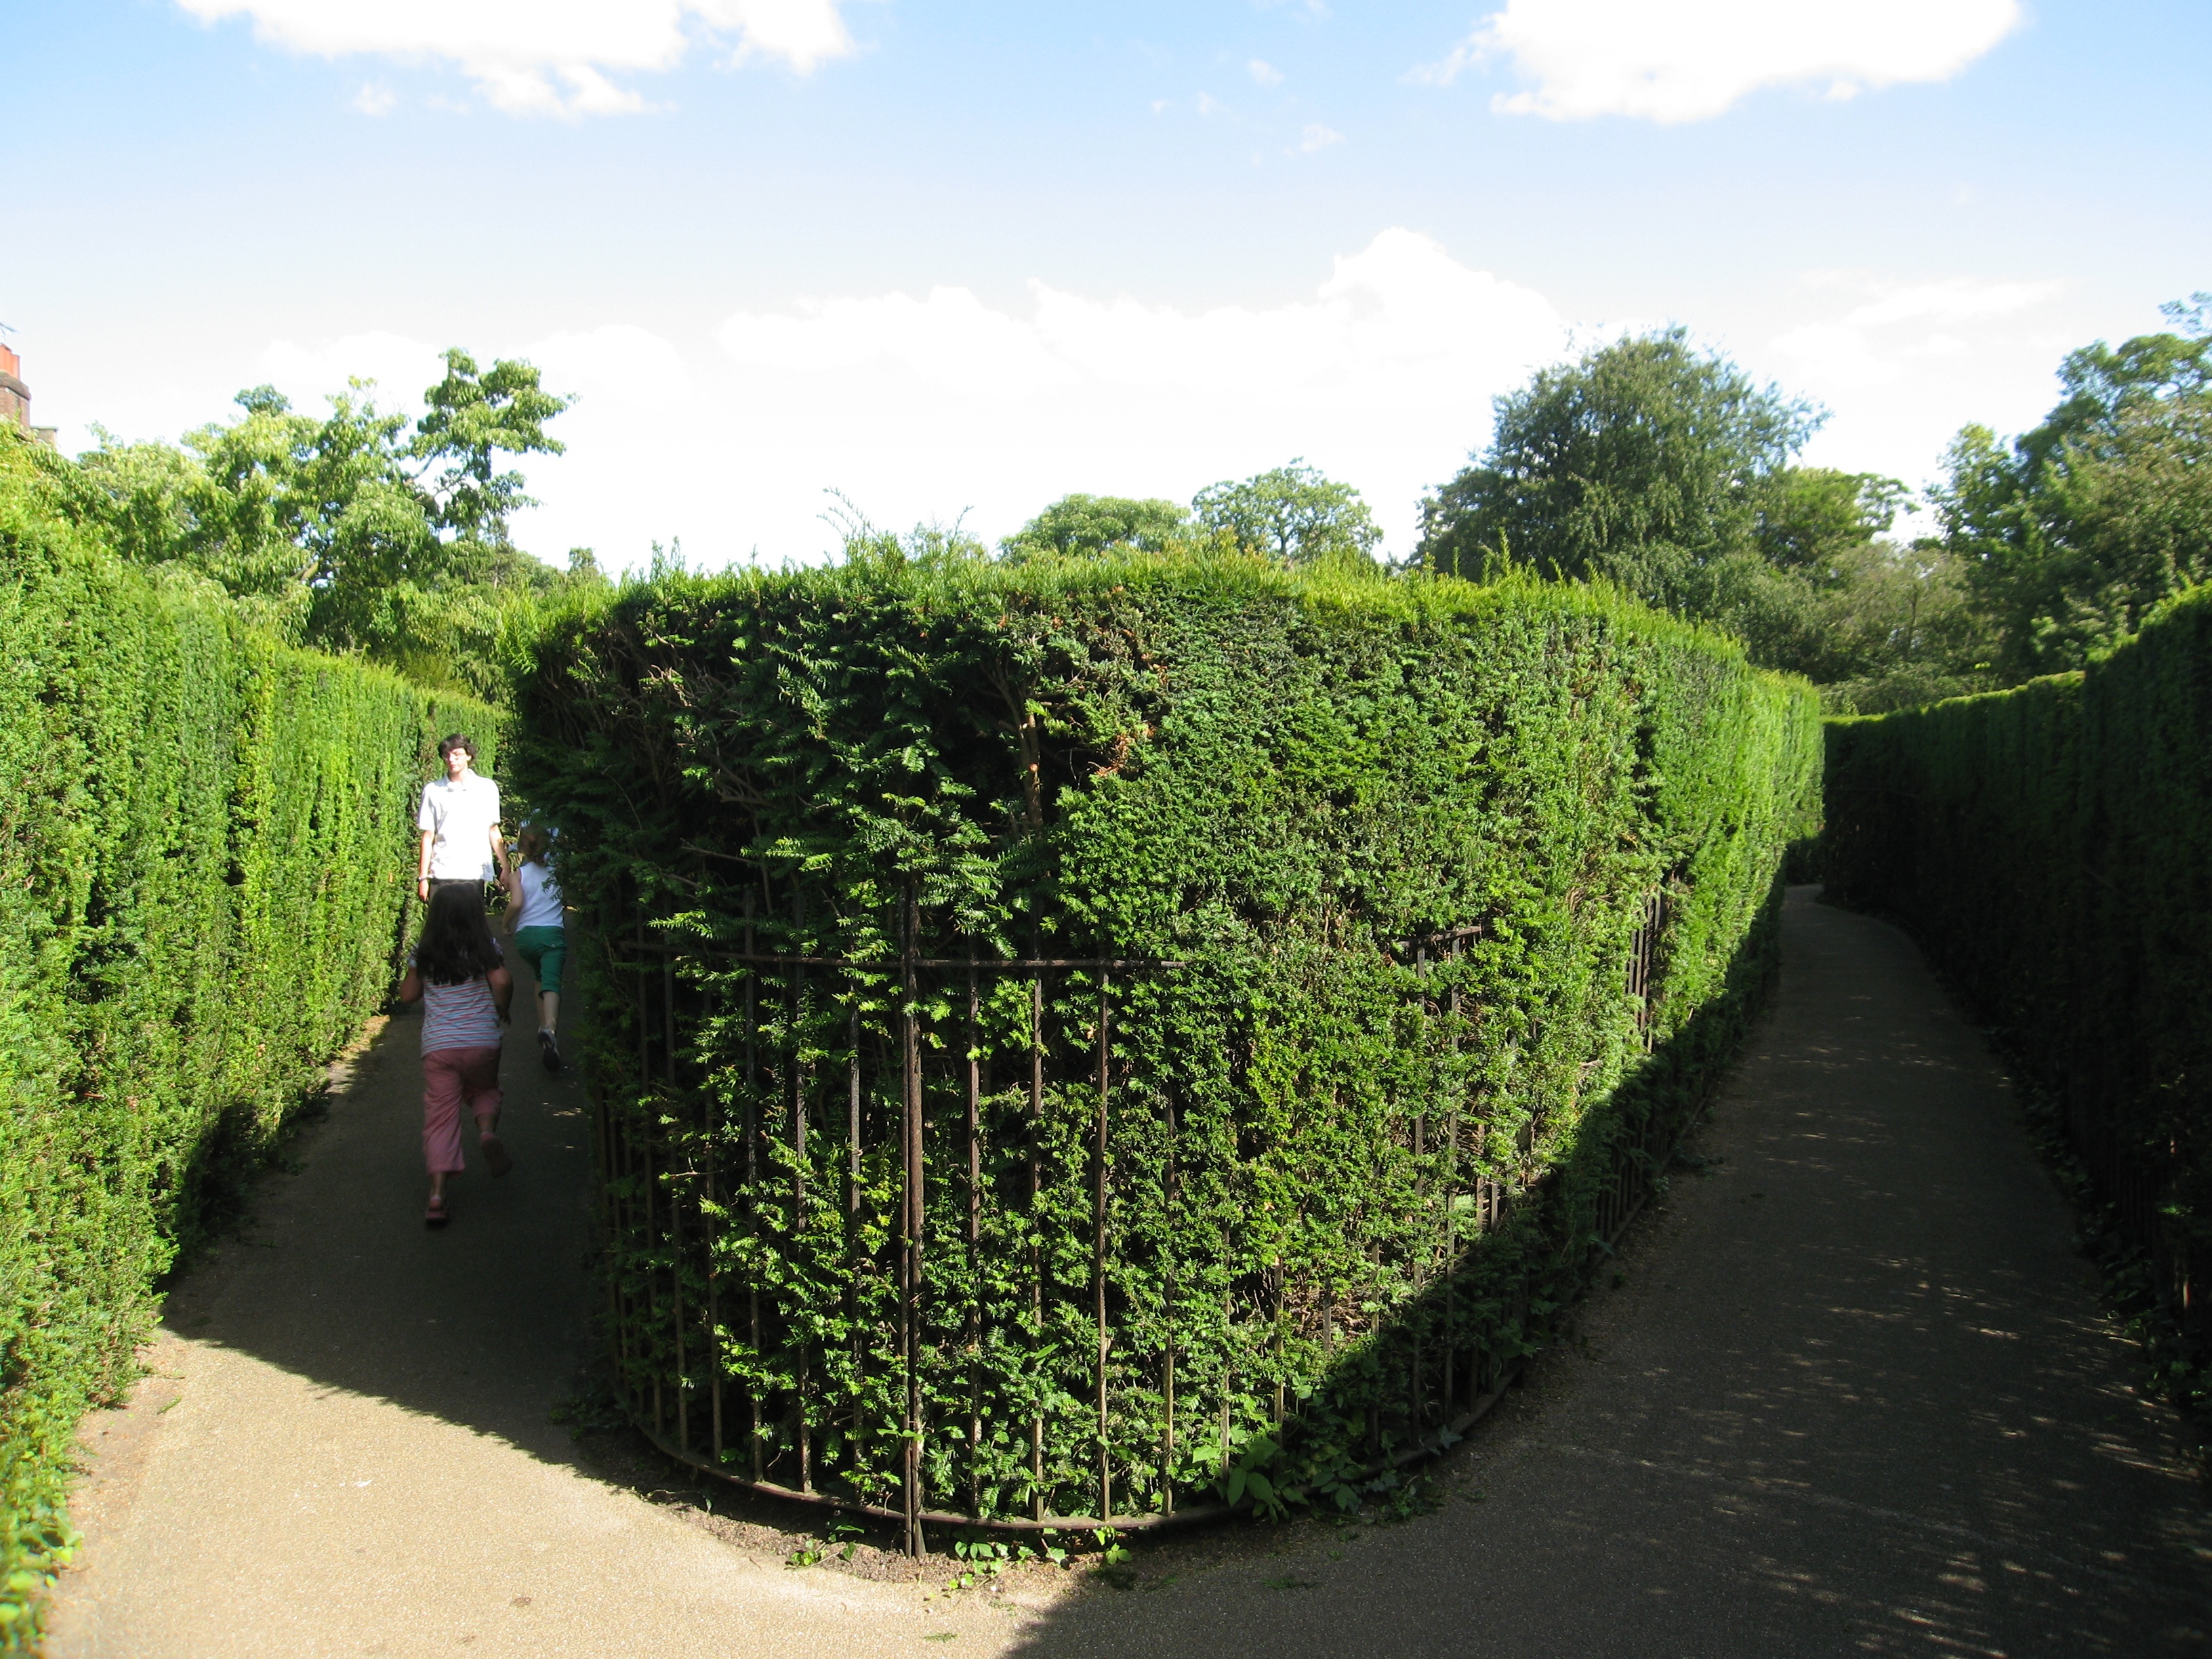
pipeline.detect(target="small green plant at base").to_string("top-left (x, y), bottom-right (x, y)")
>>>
top-left (949, 1536), bottom-right (1035, 1590)
top-left (785, 1546), bottom-right (823, 1568)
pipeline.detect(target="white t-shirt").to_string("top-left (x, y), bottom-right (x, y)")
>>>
top-left (417, 771), bottom-right (502, 882)
top-left (513, 860), bottom-right (565, 930)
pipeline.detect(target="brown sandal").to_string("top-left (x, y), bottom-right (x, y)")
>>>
top-left (481, 1134), bottom-right (513, 1178)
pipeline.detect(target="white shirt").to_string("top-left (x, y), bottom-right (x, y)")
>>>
top-left (417, 771), bottom-right (502, 882)
top-left (513, 861), bottom-right (565, 930)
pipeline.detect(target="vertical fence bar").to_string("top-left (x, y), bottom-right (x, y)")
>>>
top-left (901, 886), bottom-right (924, 1556)
top-left (1442, 952), bottom-right (1460, 1413)
top-left (1028, 966), bottom-right (1046, 1521)
top-left (708, 978), bottom-right (724, 1469)
top-left (792, 888), bottom-right (811, 1494)
top-left (1094, 972), bottom-right (1112, 1524)
top-left (636, 903), bottom-right (663, 1437)
top-left (848, 1004), bottom-right (863, 1474)
top-left (966, 957), bottom-right (983, 1519)
top-left (743, 889), bottom-right (762, 1481)
top-left (668, 945), bottom-right (689, 1454)
top-left (1162, 1088), bottom-right (1176, 1517)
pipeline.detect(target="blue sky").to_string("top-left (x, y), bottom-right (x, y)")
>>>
top-left (10, 1), bottom-right (2209, 566)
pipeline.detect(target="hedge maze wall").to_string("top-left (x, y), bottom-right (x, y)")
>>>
top-left (0, 436), bottom-right (499, 1643)
top-left (1824, 585), bottom-right (2212, 1393)
top-left (514, 554), bottom-right (1820, 1544)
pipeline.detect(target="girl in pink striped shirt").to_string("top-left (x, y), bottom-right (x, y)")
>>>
top-left (396, 884), bottom-right (514, 1227)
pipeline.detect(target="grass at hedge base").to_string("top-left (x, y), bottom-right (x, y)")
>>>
top-left (512, 551), bottom-right (1820, 1527)
top-left (1824, 584), bottom-right (2212, 1407)
top-left (0, 434), bottom-right (499, 1646)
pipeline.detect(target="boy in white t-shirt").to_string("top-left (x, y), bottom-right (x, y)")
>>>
top-left (417, 734), bottom-right (508, 903)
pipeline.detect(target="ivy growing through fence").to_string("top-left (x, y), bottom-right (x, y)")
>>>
top-left (510, 550), bottom-right (1820, 1543)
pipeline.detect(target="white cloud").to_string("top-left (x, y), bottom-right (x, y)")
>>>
top-left (638, 228), bottom-right (1566, 562)
top-left (1759, 272), bottom-right (2068, 520)
top-left (175, 0), bottom-right (853, 117)
top-left (1297, 123), bottom-right (1345, 154)
top-left (352, 81), bottom-right (396, 117)
top-left (194, 233), bottom-right (1563, 566)
top-left (1248, 58), bottom-right (1284, 87)
top-left (1770, 273), bottom-right (2062, 390)
top-left (1416, 0), bottom-right (2021, 123)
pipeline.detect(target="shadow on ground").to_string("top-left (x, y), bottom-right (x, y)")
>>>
top-left (124, 890), bottom-right (2212, 1657)
top-left (993, 890), bottom-right (2212, 1657)
top-left (157, 988), bottom-right (606, 1469)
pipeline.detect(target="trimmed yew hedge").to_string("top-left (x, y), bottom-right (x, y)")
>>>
top-left (0, 436), bottom-right (499, 1645)
top-left (512, 554), bottom-right (1820, 1534)
top-left (1825, 585), bottom-right (2212, 1391)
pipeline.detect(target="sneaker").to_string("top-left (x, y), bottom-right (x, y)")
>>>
top-left (538, 1027), bottom-right (562, 1073)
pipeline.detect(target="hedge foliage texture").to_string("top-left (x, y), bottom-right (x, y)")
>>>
top-left (512, 554), bottom-right (1820, 1531)
top-left (1824, 585), bottom-right (2212, 1367)
top-left (0, 437), bottom-right (498, 1643)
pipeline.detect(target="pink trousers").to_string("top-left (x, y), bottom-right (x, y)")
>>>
top-left (422, 1046), bottom-right (502, 1174)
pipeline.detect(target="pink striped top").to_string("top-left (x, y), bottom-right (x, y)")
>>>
top-left (418, 947), bottom-right (504, 1054)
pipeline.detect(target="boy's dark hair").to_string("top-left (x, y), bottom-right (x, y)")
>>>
top-left (417, 884), bottom-right (502, 986)
top-left (438, 733), bottom-right (476, 761)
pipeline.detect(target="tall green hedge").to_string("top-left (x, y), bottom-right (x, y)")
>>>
top-left (516, 553), bottom-right (1819, 1532)
top-left (0, 436), bottom-right (499, 1645)
top-left (1825, 585), bottom-right (2212, 1386)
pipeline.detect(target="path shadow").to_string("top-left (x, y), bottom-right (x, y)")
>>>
top-left (157, 950), bottom-right (605, 1469)
top-left (989, 889), bottom-right (2212, 1657)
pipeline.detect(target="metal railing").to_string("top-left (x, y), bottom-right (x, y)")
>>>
top-left (588, 881), bottom-right (1681, 1551)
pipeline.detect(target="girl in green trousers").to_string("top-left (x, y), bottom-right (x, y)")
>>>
top-left (504, 825), bottom-right (567, 1071)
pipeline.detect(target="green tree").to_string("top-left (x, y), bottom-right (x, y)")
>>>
top-left (1756, 467), bottom-right (1910, 571)
top-left (411, 348), bottom-right (571, 548)
top-left (68, 352), bottom-right (577, 697)
top-left (1935, 310), bottom-right (2212, 680)
top-left (1000, 493), bottom-right (1189, 562)
top-left (1191, 460), bottom-right (1380, 567)
top-left (1415, 329), bottom-right (1820, 609)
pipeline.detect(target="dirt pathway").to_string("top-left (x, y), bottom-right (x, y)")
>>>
top-left (43, 967), bottom-right (1052, 1658)
top-left (46, 890), bottom-right (2212, 1655)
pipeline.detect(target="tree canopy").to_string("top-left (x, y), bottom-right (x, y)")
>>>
top-left (1191, 460), bottom-right (1380, 567)
top-left (1415, 328), bottom-right (1820, 605)
top-left (66, 350), bottom-right (592, 696)
top-left (1935, 308), bottom-right (2212, 681)
top-left (1000, 493), bottom-right (1188, 562)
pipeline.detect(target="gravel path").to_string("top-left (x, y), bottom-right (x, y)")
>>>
top-left (44, 889), bottom-right (2212, 1656)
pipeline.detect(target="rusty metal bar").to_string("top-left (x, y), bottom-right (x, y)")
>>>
top-left (616, 940), bottom-right (1182, 972)
top-left (966, 956), bottom-right (983, 1520)
top-left (901, 886), bottom-right (925, 1557)
top-left (638, 903), bottom-right (663, 1438)
top-left (668, 949), bottom-right (689, 1454)
top-left (847, 1002), bottom-right (863, 1478)
top-left (792, 887), bottom-right (812, 1494)
top-left (1094, 971), bottom-right (1112, 1525)
top-left (743, 889), bottom-right (762, 1482)
top-left (1163, 1089), bottom-right (1177, 1517)
top-left (1028, 963), bottom-right (1046, 1521)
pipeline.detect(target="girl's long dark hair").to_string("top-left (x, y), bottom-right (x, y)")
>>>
top-left (417, 884), bottom-right (501, 986)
